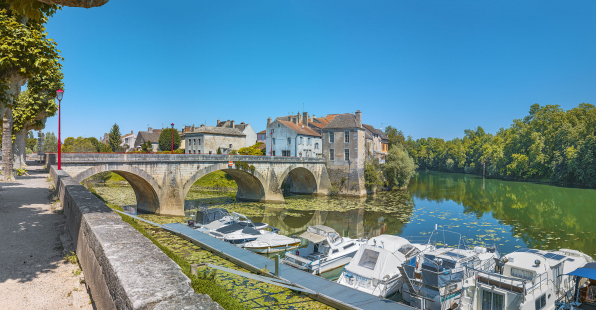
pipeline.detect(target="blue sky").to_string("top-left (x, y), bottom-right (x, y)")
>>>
top-left (44, 0), bottom-right (596, 141)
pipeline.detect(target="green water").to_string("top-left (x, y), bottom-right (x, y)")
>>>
top-left (184, 171), bottom-right (596, 259)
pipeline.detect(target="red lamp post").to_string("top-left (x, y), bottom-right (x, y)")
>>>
top-left (56, 89), bottom-right (64, 170)
top-left (171, 123), bottom-right (174, 154)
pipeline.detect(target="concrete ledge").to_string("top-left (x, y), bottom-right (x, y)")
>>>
top-left (50, 166), bottom-right (222, 310)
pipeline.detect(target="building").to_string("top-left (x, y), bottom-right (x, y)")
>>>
top-left (321, 111), bottom-right (367, 197)
top-left (133, 127), bottom-right (162, 152)
top-left (184, 125), bottom-right (246, 154)
top-left (265, 112), bottom-right (322, 158)
top-left (362, 124), bottom-right (389, 163)
top-left (215, 119), bottom-right (257, 147)
top-left (120, 130), bottom-right (136, 152)
top-left (256, 130), bottom-right (266, 143)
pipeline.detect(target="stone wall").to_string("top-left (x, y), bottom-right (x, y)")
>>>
top-left (322, 129), bottom-right (366, 196)
top-left (49, 166), bottom-right (222, 310)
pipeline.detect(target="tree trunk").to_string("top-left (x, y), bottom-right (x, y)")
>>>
top-left (14, 128), bottom-right (27, 169)
top-left (2, 108), bottom-right (14, 181)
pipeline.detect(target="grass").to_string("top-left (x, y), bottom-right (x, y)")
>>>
top-left (64, 251), bottom-right (78, 264)
top-left (192, 171), bottom-right (237, 190)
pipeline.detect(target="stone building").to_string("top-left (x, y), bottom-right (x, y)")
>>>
top-left (184, 125), bottom-right (245, 154)
top-left (215, 119), bottom-right (257, 147)
top-left (133, 127), bottom-right (162, 152)
top-left (256, 130), bottom-right (266, 143)
top-left (363, 124), bottom-right (389, 163)
top-left (321, 111), bottom-right (367, 197)
top-left (265, 112), bottom-right (322, 158)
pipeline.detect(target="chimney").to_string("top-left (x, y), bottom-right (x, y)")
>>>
top-left (267, 117), bottom-right (272, 125)
top-left (131, 130), bottom-right (134, 134)
top-left (217, 118), bottom-right (220, 125)
top-left (148, 127), bottom-right (153, 133)
top-left (293, 117), bottom-right (299, 125)
top-left (288, 116), bottom-right (292, 121)
top-left (355, 110), bottom-right (362, 128)
top-left (303, 112), bottom-right (309, 127)
top-left (231, 120), bottom-right (235, 128)
top-left (312, 114), bottom-right (315, 121)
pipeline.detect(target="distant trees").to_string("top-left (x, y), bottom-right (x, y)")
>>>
top-left (385, 144), bottom-right (418, 189)
top-left (158, 128), bottom-right (181, 152)
top-left (404, 103), bottom-right (596, 188)
top-left (43, 132), bottom-right (57, 153)
top-left (385, 126), bottom-right (406, 149)
top-left (108, 123), bottom-right (122, 152)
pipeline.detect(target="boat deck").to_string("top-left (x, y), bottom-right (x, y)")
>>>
top-left (161, 222), bottom-right (412, 310)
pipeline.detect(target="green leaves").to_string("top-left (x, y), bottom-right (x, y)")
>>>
top-left (158, 128), bottom-right (181, 152)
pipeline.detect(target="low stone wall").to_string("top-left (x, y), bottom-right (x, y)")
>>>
top-left (50, 166), bottom-right (222, 310)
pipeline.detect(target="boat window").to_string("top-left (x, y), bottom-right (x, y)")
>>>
top-left (398, 244), bottom-right (414, 255)
top-left (510, 267), bottom-right (534, 280)
top-left (482, 290), bottom-right (504, 310)
top-left (195, 212), bottom-right (204, 224)
top-left (358, 249), bottom-right (380, 270)
top-left (207, 213), bottom-right (215, 222)
top-left (535, 294), bottom-right (546, 310)
top-left (343, 243), bottom-right (355, 250)
top-left (442, 260), bottom-right (456, 270)
top-left (332, 249), bottom-right (339, 254)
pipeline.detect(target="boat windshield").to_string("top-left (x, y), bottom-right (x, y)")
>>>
top-left (358, 249), bottom-right (380, 270)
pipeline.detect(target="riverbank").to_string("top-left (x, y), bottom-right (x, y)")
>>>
top-left (0, 163), bottom-right (93, 309)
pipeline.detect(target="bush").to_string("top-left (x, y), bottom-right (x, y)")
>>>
top-left (234, 161), bottom-right (249, 171)
top-left (249, 165), bottom-right (255, 174)
top-left (230, 150), bottom-right (237, 155)
top-left (217, 147), bottom-right (222, 154)
top-left (237, 142), bottom-right (265, 156)
top-left (385, 144), bottom-right (417, 188)
top-left (158, 128), bottom-right (181, 152)
top-left (364, 159), bottom-right (384, 191)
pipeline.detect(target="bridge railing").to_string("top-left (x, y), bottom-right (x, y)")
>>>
top-left (45, 153), bottom-right (327, 164)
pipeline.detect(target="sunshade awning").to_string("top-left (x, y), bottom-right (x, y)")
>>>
top-left (299, 231), bottom-right (326, 243)
top-left (566, 263), bottom-right (596, 280)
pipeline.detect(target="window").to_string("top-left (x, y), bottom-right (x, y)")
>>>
top-left (329, 149), bottom-right (334, 161)
top-left (278, 123), bottom-right (280, 127)
top-left (300, 137), bottom-right (303, 144)
top-left (272, 151), bottom-right (276, 156)
top-left (535, 294), bottom-right (546, 310)
top-left (329, 131), bottom-right (334, 143)
top-left (209, 151), bottom-right (212, 154)
top-left (344, 149), bottom-right (350, 160)
top-left (358, 249), bottom-right (380, 270)
top-left (272, 138), bottom-right (276, 145)
top-left (125, 138), bottom-right (128, 144)
top-left (287, 138), bottom-right (291, 145)
top-left (482, 290), bottom-right (504, 310)
top-left (198, 150), bottom-right (201, 154)
top-left (308, 137), bottom-right (311, 145)
top-left (194, 139), bottom-right (197, 145)
top-left (188, 139), bottom-right (191, 147)
top-left (229, 144), bottom-right (232, 149)
top-left (315, 143), bottom-right (319, 149)
top-left (345, 131), bottom-right (350, 143)
top-left (198, 139), bottom-right (201, 145)
top-left (511, 267), bottom-right (534, 280)
top-left (282, 150), bottom-right (290, 156)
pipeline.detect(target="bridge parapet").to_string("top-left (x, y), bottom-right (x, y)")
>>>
top-left (46, 153), bottom-right (331, 216)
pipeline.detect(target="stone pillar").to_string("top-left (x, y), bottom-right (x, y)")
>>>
top-left (156, 164), bottom-right (186, 216)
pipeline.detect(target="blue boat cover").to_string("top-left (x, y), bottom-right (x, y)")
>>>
top-left (566, 262), bottom-right (596, 280)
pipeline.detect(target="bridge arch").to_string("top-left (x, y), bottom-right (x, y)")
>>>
top-left (278, 166), bottom-right (319, 195)
top-left (182, 163), bottom-right (269, 203)
top-left (75, 164), bottom-right (162, 214)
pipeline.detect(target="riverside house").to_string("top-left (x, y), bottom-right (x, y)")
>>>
top-left (265, 112), bottom-right (322, 158)
top-left (133, 127), bottom-right (162, 152)
top-left (183, 124), bottom-right (246, 154)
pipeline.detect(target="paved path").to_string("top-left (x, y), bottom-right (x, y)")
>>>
top-left (0, 162), bottom-right (94, 309)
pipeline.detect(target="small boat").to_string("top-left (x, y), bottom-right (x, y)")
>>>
top-left (556, 261), bottom-right (596, 310)
top-left (191, 208), bottom-right (268, 233)
top-left (401, 227), bottom-right (500, 310)
top-left (243, 234), bottom-right (301, 254)
top-left (460, 248), bottom-right (594, 310)
top-left (281, 225), bottom-right (366, 275)
top-left (337, 235), bottom-right (434, 298)
top-left (208, 221), bottom-right (265, 244)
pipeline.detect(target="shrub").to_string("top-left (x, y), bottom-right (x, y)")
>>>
top-left (234, 161), bottom-right (250, 171)
top-left (217, 147), bottom-right (222, 154)
top-left (230, 150), bottom-right (237, 155)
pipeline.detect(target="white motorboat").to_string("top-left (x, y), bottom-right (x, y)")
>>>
top-left (401, 227), bottom-right (500, 310)
top-left (281, 225), bottom-right (366, 275)
top-left (208, 221), bottom-right (266, 244)
top-left (337, 235), bottom-right (434, 298)
top-left (243, 234), bottom-right (301, 254)
top-left (460, 248), bottom-right (594, 310)
top-left (191, 208), bottom-right (268, 233)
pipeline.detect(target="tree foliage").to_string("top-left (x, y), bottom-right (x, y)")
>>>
top-left (158, 128), bottom-right (180, 152)
top-left (404, 103), bottom-right (596, 188)
top-left (107, 123), bottom-right (121, 152)
top-left (43, 131), bottom-right (56, 152)
top-left (385, 125), bottom-right (405, 149)
top-left (237, 142), bottom-right (265, 155)
top-left (364, 158), bottom-right (384, 191)
top-left (385, 144), bottom-right (418, 188)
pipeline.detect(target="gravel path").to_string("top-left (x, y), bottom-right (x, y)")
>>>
top-left (0, 162), bottom-right (94, 309)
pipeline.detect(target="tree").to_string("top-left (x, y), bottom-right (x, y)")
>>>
top-left (1, 2), bottom-right (61, 179)
top-left (141, 141), bottom-right (152, 152)
top-left (158, 128), bottom-right (181, 152)
top-left (43, 131), bottom-right (57, 152)
top-left (385, 126), bottom-right (406, 149)
top-left (238, 142), bottom-right (265, 155)
top-left (108, 123), bottom-right (122, 152)
top-left (217, 147), bottom-right (222, 154)
top-left (385, 144), bottom-right (417, 189)
top-left (364, 159), bottom-right (384, 191)
top-left (26, 131), bottom-right (36, 151)
top-left (5, 0), bottom-right (107, 15)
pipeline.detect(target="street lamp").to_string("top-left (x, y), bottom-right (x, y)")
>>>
top-left (171, 123), bottom-right (174, 154)
top-left (56, 89), bottom-right (64, 170)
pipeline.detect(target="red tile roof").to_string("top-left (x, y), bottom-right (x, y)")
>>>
top-left (257, 129), bottom-right (266, 134)
top-left (278, 120), bottom-right (322, 137)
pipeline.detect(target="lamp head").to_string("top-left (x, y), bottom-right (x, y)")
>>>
top-left (56, 89), bottom-right (64, 101)
top-left (171, 123), bottom-right (174, 128)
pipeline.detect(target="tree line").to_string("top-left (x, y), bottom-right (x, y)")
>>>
top-left (397, 103), bottom-right (596, 188)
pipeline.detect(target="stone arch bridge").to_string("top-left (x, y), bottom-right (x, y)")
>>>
top-left (46, 153), bottom-right (331, 216)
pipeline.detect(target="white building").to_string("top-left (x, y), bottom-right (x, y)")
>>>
top-left (265, 112), bottom-right (322, 158)
top-left (120, 130), bottom-right (136, 152)
top-left (216, 119), bottom-right (257, 147)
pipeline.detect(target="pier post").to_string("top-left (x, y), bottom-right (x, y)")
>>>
top-left (275, 255), bottom-right (280, 276)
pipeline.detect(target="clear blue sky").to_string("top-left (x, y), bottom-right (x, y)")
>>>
top-left (44, 0), bottom-right (596, 141)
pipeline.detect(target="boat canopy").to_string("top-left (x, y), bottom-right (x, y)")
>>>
top-left (566, 262), bottom-right (596, 280)
top-left (345, 244), bottom-right (407, 280)
top-left (195, 208), bottom-right (229, 225)
top-left (299, 225), bottom-right (340, 244)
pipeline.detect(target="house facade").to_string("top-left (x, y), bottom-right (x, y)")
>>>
top-left (216, 119), bottom-right (257, 147)
top-left (363, 124), bottom-right (389, 163)
top-left (321, 111), bottom-right (367, 197)
top-left (265, 112), bottom-right (322, 158)
top-left (256, 130), bottom-right (266, 143)
top-left (184, 125), bottom-right (245, 154)
top-left (133, 127), bottom-right (162, 152)
top-left (120, 130), bottom-right (136, 152)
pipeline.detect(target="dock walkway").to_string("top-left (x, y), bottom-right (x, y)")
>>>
top-left (160, 222), bottom-right (413, 310)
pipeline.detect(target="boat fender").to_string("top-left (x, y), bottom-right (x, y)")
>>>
top-left (296, 250), bottom-right (299, 256)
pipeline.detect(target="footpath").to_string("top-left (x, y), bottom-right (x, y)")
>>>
top-left (0, 162), bottom-right (93, 309)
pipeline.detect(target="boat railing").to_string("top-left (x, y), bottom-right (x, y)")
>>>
top-left (467, 266), bottom-right (549, 298)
